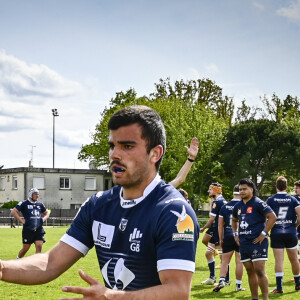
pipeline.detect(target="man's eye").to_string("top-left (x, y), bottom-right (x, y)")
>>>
top-left (124, 145), bottom-right (133, 149)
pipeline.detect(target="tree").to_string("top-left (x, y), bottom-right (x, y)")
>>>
top-left (219, 119), bottom-right (300, 192)
top-left (78, 78), bottom-right (232, 207)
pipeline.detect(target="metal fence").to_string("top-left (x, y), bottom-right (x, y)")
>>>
top-left (0, 208), bottom-right (209, 227)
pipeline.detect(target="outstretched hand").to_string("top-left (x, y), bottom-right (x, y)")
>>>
top-left (60, 269), bottom-right (109, 300)
top-left (185, 137), bottom-right (199, 160)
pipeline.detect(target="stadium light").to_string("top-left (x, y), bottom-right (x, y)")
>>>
top-left (52, 109), bottom-right (59, 168)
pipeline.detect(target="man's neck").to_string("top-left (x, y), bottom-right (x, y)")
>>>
top-left (242, 196), bottom-right (252, 204)
top-left (122, 173), bottom-right (159, 200)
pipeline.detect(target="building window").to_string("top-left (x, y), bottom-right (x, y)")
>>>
top-left (12, 176), bottom-right (18, 189)
top-left (0, 177), bottom-right (5, 190)
top-left (60, 177), bottom-right (71, 189)
top-left (70, 204), bottom-right (81, 209)
top-left (85, 177), bottom-right (96, 190)
top-left (33, 176), bottom-right (45, 189)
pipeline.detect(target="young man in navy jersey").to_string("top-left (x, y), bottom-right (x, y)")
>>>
top-left (267, 176), bottom-right (300, 293)
top-left (213, 185), bottom-right (245, 292)
top-left (11, 188), bottom-right (50, 258)
top-left (295, 180), bottom-right (300, 264)
top-left (232, 178), bottom-right (277, 300)
top-left (200, 182), bottom-right (227, 285)
top-left (0, 105), bottom-right (200, 300)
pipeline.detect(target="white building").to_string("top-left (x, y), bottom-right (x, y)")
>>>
top-left (0, 167), bottom-right (112, 209)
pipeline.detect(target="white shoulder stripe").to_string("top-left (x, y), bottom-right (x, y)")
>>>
top-left (157, 259), bottom-right (195, 273)
top-left (60, 234), bottom-right (90, 256)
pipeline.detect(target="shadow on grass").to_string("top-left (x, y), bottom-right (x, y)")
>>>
top-left (191, 284), bottom-right (249, 299)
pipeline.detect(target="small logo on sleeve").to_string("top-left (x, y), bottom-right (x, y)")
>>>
top-left (170, 205), bottom-right (194, 241)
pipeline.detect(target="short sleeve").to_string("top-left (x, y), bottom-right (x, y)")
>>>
top-left (155, 202), bottom-right (200, 273)
top-left (60, 197), bottom-right (94, 256)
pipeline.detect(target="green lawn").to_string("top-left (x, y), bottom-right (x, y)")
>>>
top-left (0, 227), bottom-right (298, 299)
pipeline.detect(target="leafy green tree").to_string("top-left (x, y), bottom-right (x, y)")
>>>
top-left (79, 78), bottom-right (232, 207)
top-left (1, 200), bottom-right (18, 209)
top-left (219, 119), bottom-right (300, 192)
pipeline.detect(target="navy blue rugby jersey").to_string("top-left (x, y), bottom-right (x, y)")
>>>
top-left (210, 195), bottom-right (227, 229)
top-left (15, 199), bottom-right (46, 231)
top-left (232, 196), bottom-right (273, 243)
top-left (267, 192), bottom-right (300, 235)
top-left (61, 177), bottom-right (200, 291)
top-left (296, 195), bottom-right (300, 237)
top-left (219, 199), bottom-right (240, 238)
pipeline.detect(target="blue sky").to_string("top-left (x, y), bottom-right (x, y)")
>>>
top-left (1, 0), bottom-right (300, 169)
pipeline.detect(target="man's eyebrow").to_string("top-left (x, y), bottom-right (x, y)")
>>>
top-left (108, 140), bottom-right (137, 145)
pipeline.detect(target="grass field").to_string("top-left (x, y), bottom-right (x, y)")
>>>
top-left (0, 227), bottom-right (298, 299)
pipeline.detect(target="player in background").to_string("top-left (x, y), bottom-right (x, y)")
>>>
top-left (11, 188), bottom-right (50, 258)
top-left (213, 185), bottom-right (245, 292)
top-left (266, 176), bottom-right (300, 293)
top-left (232, 178), bottom-right (276, 300)
top-left (200, 183), bottom-right (227, 285)
top-left (294, 180), bottom-right (300, 266)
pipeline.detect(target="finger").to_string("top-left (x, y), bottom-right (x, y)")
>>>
top-left (78, 269), bottom-right (99, 286)
top-left (62, 285), bottom-right (88, 295)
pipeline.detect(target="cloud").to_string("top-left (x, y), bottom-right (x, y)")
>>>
top-left (0, 50), bottom-right (83, 100)
top-left (252, 1), bottom-right (265, 11)
top-left (205, 63), bottom-right (220, 74)
top-left (51, 129), bottom-right (91, 149)
top-left (277, 0), bottom-right (300, 25)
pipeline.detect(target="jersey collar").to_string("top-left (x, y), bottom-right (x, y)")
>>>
top-left (120, 173), bottom-right (162, 208)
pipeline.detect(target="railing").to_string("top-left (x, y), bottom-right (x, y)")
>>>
top-left (0, 216), bottom-right (209, 227)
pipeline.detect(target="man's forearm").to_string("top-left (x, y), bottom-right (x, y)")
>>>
top-left (0, 253), bottom-right (56, 284)
top-left (1, 242), bottom-right (82, 285)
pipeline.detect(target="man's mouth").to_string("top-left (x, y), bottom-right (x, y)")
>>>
top-left (113, 166), bottom-right (125, 173)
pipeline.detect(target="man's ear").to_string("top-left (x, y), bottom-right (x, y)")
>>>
top-left (149, 145), bottom-right (164, 164)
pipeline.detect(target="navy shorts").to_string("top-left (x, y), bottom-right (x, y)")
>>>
top-left (205, 227), bottom-right (213, 237)
top-left (22, 227), bottom-right (46, 244)
top-left (222, 235), bottom-right (239, 253)
top-left (210, 228), bottom-right (220, 246)
top-left (240, 238), bottom-right (269, 262)
top-left (270, 233), bottom-right (298, 249)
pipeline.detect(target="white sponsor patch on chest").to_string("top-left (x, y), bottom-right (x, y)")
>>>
top-left (92, 221), bottom-right (115, 249)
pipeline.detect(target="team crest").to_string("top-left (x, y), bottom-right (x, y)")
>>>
top-left (170, 205), bottom-right (194, 241)
top-left (212, 203), bottom-right (216, 209)
top-left (247, 207), bottom-right (253, 214)
top-left (238, 209), bottom-right (241, 215)
top-left (119, 218), bottom-right (128, 231)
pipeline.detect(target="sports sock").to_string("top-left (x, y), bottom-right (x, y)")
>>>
top-left (225, 265), bottom-right (230, 282)
top-left (219, 277), bottom-right (225, 283)
top-left (294, 274), bottom-right (300, 286)
top-left (236, 279), bottom-right (242, 288)
top-left (275, 272), bottom-right (283, 291)
top-left (208, 260), bottom-right (215, 279)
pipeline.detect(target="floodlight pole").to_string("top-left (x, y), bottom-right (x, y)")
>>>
top-left (52, 109), bottom-right (59, 168)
